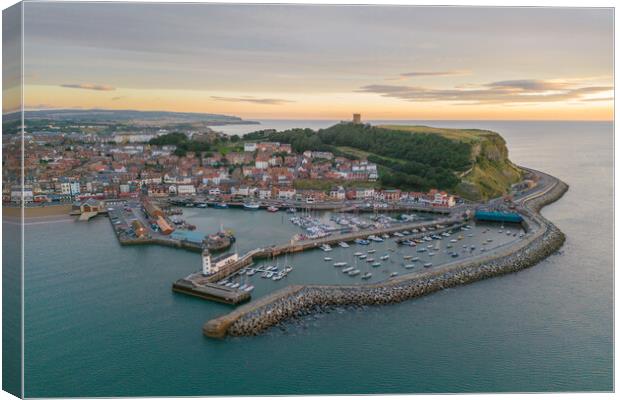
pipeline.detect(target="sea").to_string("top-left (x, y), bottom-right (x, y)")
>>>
top-left (18, 120), bottom-right (613, 396)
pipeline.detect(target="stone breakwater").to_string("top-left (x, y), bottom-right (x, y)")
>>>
top-left (204, 176), bottom-right (568, 338)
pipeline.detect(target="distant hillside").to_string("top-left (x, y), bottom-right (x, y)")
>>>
top-left (245, 123), bottom-right (522, 200)
top-left (8, 109), bottom-right (258, 124)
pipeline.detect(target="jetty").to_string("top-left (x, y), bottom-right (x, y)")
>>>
top-left (202, 169), bottom-right (568, 338)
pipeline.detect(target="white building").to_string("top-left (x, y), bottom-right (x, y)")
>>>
top-left (10, 185), bottom-right (34, 203)
top-left (176, 184), bottom-right (196, 195)
top-left (244, 143), bottom-right (257, 152)
top-left (60, 181), bottom-right (81, 196)
top-left (202, 250), bottom-right (239, 275)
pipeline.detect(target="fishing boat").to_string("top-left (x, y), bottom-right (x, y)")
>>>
top-left (361, 272), bottom-right (372, 280)
top-left (348, 269), bottom-right (361, 276)
top-left (267, 206), bottom-right (279, 212)
top-left (243, 202), bottom-right (260, 210)
top-left (338, 242), bottom-right (350, 248)
top-left (213, 202), bottom-right (228, 209)
top-left (333, 262), bottom-right (347, 267)
top-left (324, 257), bottom-right (333, 261)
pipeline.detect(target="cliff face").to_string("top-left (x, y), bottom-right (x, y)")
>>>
top-left (455, 130), bottom-right (523, 201)
top-left (379, 125), bottom-right (522, 201)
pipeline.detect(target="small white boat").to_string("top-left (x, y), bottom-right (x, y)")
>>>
top-left (348, 269), bottom-right (361, 276)
top-left (338, 242), bottom-right (350, 248)
top-left (390, 272), bottom-right (399, 277)
top-left (243, 285), bottom-right (255, 292)
top-left (372, 262), bottom-right (381, 267)
top-left (380, 254), bottom-right (390, 260)
top-left (243, 202), bottom-right (260, 210)
top-left (353, 252), bottom-right (363, 256)
top-left (423, 263), bottom-right (432, 268)
top-left (367, 249), bottom-right (376, 254)
top-left (359, 254), bottom-right (367, 259)
top-left (324, 257), bottom-right (333, 261)
top-left (333, 262), bottom-right (348, 267)
top-left (320, 244), bottom-right (333, 252)
top-left (361, 272), bottom-right (372, 279)
top-left (342, 266), bottom-right (354, 273)
top-left (404, 264), bottom-right (415, 269)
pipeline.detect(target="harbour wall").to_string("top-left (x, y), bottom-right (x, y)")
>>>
top-left (203, 175), bottom-right (568, 338)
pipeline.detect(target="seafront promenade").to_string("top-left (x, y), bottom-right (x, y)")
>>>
top-left (203, 169), bottom-right (568, 338)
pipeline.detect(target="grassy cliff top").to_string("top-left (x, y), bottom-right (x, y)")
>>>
top-left (377, 125), bottom-right (498, 144)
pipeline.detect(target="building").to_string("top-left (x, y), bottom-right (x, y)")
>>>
top-left (79, 198), bottom-right (104, 213)
top-left (143, 198), bottom-right (165, 218)
top-left (202, 250), bottom-right (239, 275)
top-left (244, 143), bottom-right (257, 152)
top-left (131, 220), bottom-right (147, 238)
top-left (353, 113), bottom-right (361, 124)
top-left (156, 216), bottom-right (174, 234)
top-left (10, 185), bottom-right (34, 203)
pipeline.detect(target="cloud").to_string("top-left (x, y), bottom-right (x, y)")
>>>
top-left (60, 83), bottom-right (115, 91)
top-left (211, 96), bottom-right (294, 105)
top-left (401, 70), bottom-right (470, 78)
top-left (111, 96), bottom-right (125, 101)
top-left (580, 97), bottom-right (614, 102)
top-left (357, 79), bottom-right (612, 105)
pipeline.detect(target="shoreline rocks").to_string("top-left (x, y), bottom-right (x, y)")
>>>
top-left (204, 176), bottom-right (569, 338)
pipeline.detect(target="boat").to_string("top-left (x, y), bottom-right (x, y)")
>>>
top-left (348, 269), bottom-right (361, 276)
top-left (272, 274), bottom-right (283, 281)
top-left (320, 244), bottom-right (333, 252)
top-left (353, 252), bottom-right (363, 256)
top-left (423, 263), bottom-right (432, 268)
top-left (361, 272), bottom-right (372, 280)
top-left (324, 257), bottom-right (333, 261)
top-left (342, 266), bottom-right (354, 273)
top-left (428, 252), bottom-right (435, 256)
top-left (358, 254), bottom-right (367, 259)
top-left (333, 262), bottom-right (348, 267)
top-left (411, 257), bottom-right (420, 262)
top-left (390, 272), bottom-right (399, 277)
top-left (372, 262), bottom-right (382, 267)
top-left (230, 282), bottom-right (240, 289)
top-left (451, 252), bottom-right (459, 258)
top-left (366, 258), bottom-right (375, 263)
top-left (355, 239), bottom-right (370, 245)
top-left (369, 235), bottom-right (384, 242)
top-left (393, 232), bottom-right (404, 237)
top-left (403, 255), bottom-right (413, 260)
top-left (338, 242), bottom-right (350, 248)
top-left (267, 206), bottom-right (279, 212)
top-left (404, 264), bottom-right (415, 269)
top-left (243, 202), bottom-right (260, 210)
top-left (380, 254), bottom-right (390, 260)
top-left (195, 202), bottom-right (208, 208)
top-left (213, 202), bottom-right (228, 209)
top-left (287, 207), bottom-right (297, 213)
top-left (367, 249), bottom-right (376, 254)
top-left (417, 248), bottom-right (427, 253)
top-left (243, 285), bottom-right (255, 292)
top-left (246, 269), bottom-right (256, 276)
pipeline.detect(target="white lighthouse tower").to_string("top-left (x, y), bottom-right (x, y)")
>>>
top-left (202, 248), bottom-right (212, 275)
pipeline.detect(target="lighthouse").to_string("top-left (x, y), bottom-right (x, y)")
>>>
top-left (201, 248), bottom-right (212, 275)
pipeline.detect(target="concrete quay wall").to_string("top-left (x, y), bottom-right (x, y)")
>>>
top-left (204, 178), bottom-right (568, 338)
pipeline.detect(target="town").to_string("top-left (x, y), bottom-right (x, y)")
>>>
top-left (3, 116), bottom-right (458, 209)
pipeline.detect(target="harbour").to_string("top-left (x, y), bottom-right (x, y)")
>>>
top-left (20, 121), bottom-right (612, 396)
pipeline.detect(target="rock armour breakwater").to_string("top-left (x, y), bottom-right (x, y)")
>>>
top-left (204, 175), bottom-right (568, 338)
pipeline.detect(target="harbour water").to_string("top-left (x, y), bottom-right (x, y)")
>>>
top-left (20, 121), bottom-right (612, 396)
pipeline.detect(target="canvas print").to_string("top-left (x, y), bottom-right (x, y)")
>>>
top-left (2, 2), bottom-right (614, 398)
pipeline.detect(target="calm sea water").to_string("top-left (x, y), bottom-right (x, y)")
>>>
top-left (20, 121), bottom-right (612, 396)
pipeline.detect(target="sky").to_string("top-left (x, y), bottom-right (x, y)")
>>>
top-left (15, 3), bottom-right (614, 120)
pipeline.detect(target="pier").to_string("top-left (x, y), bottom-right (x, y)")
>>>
top-left (172, 216), bottom-right (467, 303)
